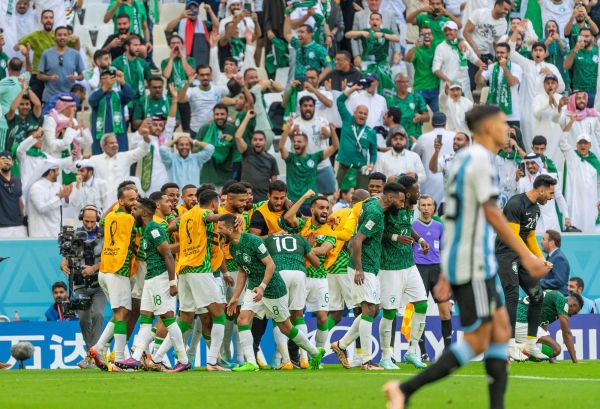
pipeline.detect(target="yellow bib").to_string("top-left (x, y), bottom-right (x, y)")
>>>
top-left (218, 207), bottom-right (247, 260)
top-left (178, 206), bottom-right (210, 271)
top-left (298, 220), bottom-right (338, 270)
top-left (100, 211), bottom-right (136, 274)
top-left (255, 201), bottom-right (284, 234)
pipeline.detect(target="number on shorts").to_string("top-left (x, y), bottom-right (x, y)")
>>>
top-left (274, 236), bottom-right (298, 252)
top-left (153, 295), bottom-right (162, 306)
top-left (272, 306), bottom-right (280, 316)
top-left (324, 292), bottom-right (329, 303)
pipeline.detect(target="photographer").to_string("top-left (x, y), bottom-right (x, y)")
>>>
top-left (59, 205), bottom-right (107, 369)
top-left (45, 282), bottom-right (78, 322)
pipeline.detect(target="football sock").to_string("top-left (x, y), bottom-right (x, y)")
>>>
top-left (238, 325), bottom-right (257, 365)
top-left (221, 316), bottom-right (235, 362)
top-left (147, 327), bottom-right (157, 353)
top-left (274, 325), bottom-right (291, 362)
top-left (315, 323), bottom-right (329, 349)
top-left (293, 318), bottom-right (309, 361)
top-left (441, 319), bottom-right (452, 351)
top-left (153, 336), bottom-right (172, 363)
top-left (233, 322), bottom-right (244, 363)
top-left (380, 310), bottom-right (396, 360)
top-left (526, 336), bottom-right (537, 350)
top-left (164, 317), bottom-right (188, 365)
top-left (484, 344), bottom-right (508, 409)
top-left (408, 302), bottom-right (427, 355)
top-left (508, 338), bottom-right (517, 348)
top-left (526, 297), bottom-right (543, 338)
top-left (327, 316), bottom-right (336, 330)
top-left (390, 316), bottom-right (397, 348)
top-left (287, 326), bottom-right (319, 356)
top-left (359, 315), bottom-right (373, 363)
top-left (207, 314), bottom-right (226, 365)
top-left (203, 333), bottom-right (211, 349)
top-left (96, 318), bottom-right (115, 352)
top-left (153, 337), bottom-right (164, 355)
top-left (132, 316), bottom-right (153, 361)
top-left (540, 343), bottom-right (554, 357)
top-left (113, 320), bottom-right (127, 361)
top-left (187, 320), bottom-right (202, 356)
top-left (339, 314), bottom-right (362, 350)
top-left (401, 342), bottom-right (474, 400)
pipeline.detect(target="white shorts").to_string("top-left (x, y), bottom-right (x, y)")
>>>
top-left (179, 273), bottom-right (223, 313)
top-left (348, 267), bottom-right (380, 305)
top-left (515, 322), bottom-right (549, 344)
top-left (130, 261), bottom-right (146, 299)
top-left (140, 272), bottom-right (177, 316)
top-left (99, 272), bottom-right (132, 310)
top-left (305, 277), bottom-right (329, 312)
top-left (327, 274), bottom-right (355, 311)
top-left (279, 270), bottom-right (306, 311)
top-left (241, 289), bottom-right (290, 322)
top-left (379, 266), bottom-right (427, 310)
top-left (225, 270), bottom-right (239, 302)
top-left (0, 225), bottom-right (27, 238)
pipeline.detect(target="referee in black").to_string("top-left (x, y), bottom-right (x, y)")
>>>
top-left (495, 173), bottom-right (555, 362)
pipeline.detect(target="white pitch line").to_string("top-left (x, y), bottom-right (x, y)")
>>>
top-left (353, 372), bottom-right (600, 382)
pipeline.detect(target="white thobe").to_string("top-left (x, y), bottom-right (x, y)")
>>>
top-left (439, 93), bottom-right (473, 134)
top-left (69, 176), bottom-right (110, 228)
top-left (89, 142), bottom-right (151, 204)
top-left (345, 91), bottom-right (387, 129)
top-left (209, 44), bottom-right (256, 86)
top-left (495, 155), bottom-right (519, 208)
top-left (460, 0), bottom-right (494, 32)
top-left (532, 92), bottom-right (564, 172)
top-left (218, 16), bottom-right (255, 38)
top-left (411, 127), bottom-right (455, 204)
top-left (508, 41), bottom-right (565, 148)
top-left (27, 177), bottom-right (68, 238)
top-left (373, 148), bottom-right (427, 182)
top-left (432, 41), bottom-right (480, 101)
top-left (560, 134), bottom-right (600, 232)
top-left (42, 116), bottom-right (93, 160)
top-left (553, 110), bottom-right (600, 157)
top-left (517, 172), bottom-right (570, 233)
top-left (16, 135), bottom-right (74, 188)
top-left (130, 116), bottom-right (175, 196)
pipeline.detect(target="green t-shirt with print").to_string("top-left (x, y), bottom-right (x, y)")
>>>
top-left (416, 13), bottom-right (450, 43)
top-left (386, 93), bottom-right (428, 138)
top-left (263, 234), bottom-right (313, 274)
top-left (348, 199), bottom-right (384, 274)
top-left (142, 220), bottom-right (169, 280)
top-left (381, 208), bottom-right (415, 270)
top-left (284, 150), bottom-right (324, 202)
top-left (132, 95), bottom-right (180, 121)
top-left (108, 0), bottom-right (148, 36)
top-left (572, 47), bottom-right (599, 92)
top-left (412, 44), bottom-right (440, 91)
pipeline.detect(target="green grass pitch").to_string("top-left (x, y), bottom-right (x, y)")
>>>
top-left (1, 362), bottom-right (599, 408)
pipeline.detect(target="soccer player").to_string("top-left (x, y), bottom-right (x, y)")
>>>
top-left (114, 198), bottom-right (190, 372)
top-left (178, 184), bottom-right (198, 216)
top-left (263, 233), bottom-right (321, 369)
top-left (219, 214), bottom-right (326, 372)
top-left (331, 183), bottom-right (406, 370)
top-left (89, 187), bottom-right (138, 370)
top-left (383, 105), bottom-right (549, 409)
top-left (282, 190), bottom-right (337, 369)
top-left (495, 174), bottom-right (556, 361)
top-left (161, 182), bottom-right (180, 216)
top-left (367, 172), bottom-right (387, 197)
top-left (167, 189), bottom-right (234, 372)
top-left (515, 290), bottom-right (583, 363)
top-left (249, 180), bottom-right (289, 237)
top-left (378, 176), bottom-right (430, 370)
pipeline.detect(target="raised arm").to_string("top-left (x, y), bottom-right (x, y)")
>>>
top-left (103, 0), bottom-right (121, 24)
top-left (234, 110), bottom-right (256, 154)
top-left (283, 7), bottom-right (293, 43)
top-left (278, 117), bottom-right (296, 160)
top-left (283, 189), bottom-right (315, 228)
top-left (322, 123), bottom-right (339, 159)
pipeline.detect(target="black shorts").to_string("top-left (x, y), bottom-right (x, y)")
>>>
top-left (451, 277), bottom-right (504, 333)
top-left (496, 252), bottom-right (540, 292)
top-left (256, 12), bottom-right (265, 39)
top-left (416, 264), bottom-right (442, 302)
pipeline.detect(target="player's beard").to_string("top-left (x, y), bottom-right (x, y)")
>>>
top-left (134, 215), bottom-right (143, 228)
top-left (387, 204), bottom-right (400, 216)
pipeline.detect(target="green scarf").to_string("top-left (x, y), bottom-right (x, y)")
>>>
top-left (265, 38), bottom-right (290, 75)
top-left (283, 86), bottom-right (298, 125)
top-left (564, 150), bottom-right (600, 224)
top-left (497, 149), bottom-right (521, 162)
top-left (542, 155), bottom-right (557, 174)
top-left (121, 55), bottom-right (145, 96)
top-left (446, 39), bottom-right (467, 68)
top-left (487, 60), bottom-right (512, 115)
top-left (172, 58), bottom-right (185, 89)
top-left (360, 30), bottom-right (376, 61)
top-left (203, 122), bottom-right (232, 163)
top-left (286, 1), bottom-right (325, 45)
top-left (229, 38), bottom-right (247, 64)
top-left (141, 145), bottom-right (154, 192)
top-left (149, 0), bottom-right (159, 23)
top-left (96, 91), bottom-right (125, 138)
top-left (322, 0), bottom-right (331, 23)
top-left (58, 136), bottom-right (76, 185)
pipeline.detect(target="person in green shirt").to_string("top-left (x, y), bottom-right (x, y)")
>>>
top-left (405, 26), bottom-right (440, 112)
top-left (406, 0), bottom-right (462, 43)
top-left (563, 27), bottom-right (598, 106)
top-left (278, 114), bottom-right (339, 207)
top-left (0, 44), bottom-right (9, 82)
top-left (335, 85), bottom-right (378, 190)
top-left (5, 80), bottom-right (42, 157)
top-left (564, 4), bottom-right (599, 50)
top-left (104, 0), bottom-right (150, 42)
top-left (132, 76), bottom-right (180, 130)
top-left (111, 34), bottom-right (152, 123)
top-left (232, 85), bottom-right (257, 167)
top-left (387, 73), bottom-right (430, 141)
top-left (219, 214), bottom-right (326, 372)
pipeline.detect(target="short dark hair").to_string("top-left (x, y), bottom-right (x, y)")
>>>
top-left (70, 84), bottom-right (85, 95)
top-left (383, 182), bottom-right (407, 196)
top-left (495, 42), bottom-right (511, 53)
top-left (199, 189), bottom-right (219, 206)
top-left (580, 27), bottom-right (593, 36)
top-left (239, 181), bottom-right (253, 190)
top-left (118, 180), bottom-right (137, 191)
top-left (148, 76), bottom-right (164, 86)
top-left (370, 12), bottom-right (383, 19)
top-left (545, 229), bottom-right (561, 247)
top-left (196, 64), bottom-right (212, 73)
top-left (310, 195), bottom-right (329, 207)
top-left (52, 281), bottom-right (67, 291)
top-left (299, 95), bottom-right (316, 107)
top-left (227, 78), bottom-right (242, 96)
top-left (533, 174), bottom-right (557, 189)
top-left (41, 10), bottom-right (54, 18)
top-left (532, 42), bottom-right (547, 52)
top-left (149, 191), bottom-right (165, 202)
top-left (420, 25), bottom-right (432, 33)
top-left (569, 293), bottom-right (585, 310)
top-left (117, 186), bottom-right (136, 199)
top-left (569, 277), bottom-right (584, 290)
top-left (387, 107), bottom-right (401, 124)
top-left (219, 213), bottom-right (237, 227)
top-left (252, 130), bottom-right (266, 140)
top-left (54, 26), bottom-right (69, 35)
top-left (137, 197), bottom-right (157, 213)
top-left (182, 184), bottom-right (197, 194)
top-left (161, 182), bottom-right (179, 193)
top-left (495, 0), bottom-right (512, 6)
top-left (116, 13), bottom-right (131, 21)
top-left (269, 180), bottom-right (287, 194)
top-left (306, 68), bottom-right (320, 77)
top-left (532, 135), bottom-right (547, 146)
top-left (397, 175), bottom-right (418, 190)
top-left (369, 172), bottom-right (387, 184)
top-left (222, 179), bottom-right (239, 195)
top-left (335, 50), bottom-right (351, 60)
top-left (299, 24), bottom-right (314, 34)
top-left (224, 57), bottom-right (238, 66)
top-left (466, 105), bottom-right (503, 134)
top-left (213, 103), bottom-right (228, 114)
top-left (169, 34), bottom-right (184, 45)
top-left (227, 183), bottom-right (249, 196)
top-left (124, 34), bottom-right (141, 47)
top-left (8, 58), bottom-right (22, 72)
top-left (198, 183), bottom-right (217, 195)
top-left (243, 68), bottom-right (257, 78)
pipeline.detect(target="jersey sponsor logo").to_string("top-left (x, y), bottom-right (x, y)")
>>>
top-left (151, 229), bottom-right (160, 239)
top-left (365, 220), bottom-right (375, 230)
top-left (512, 262), bottom-right (518, 273)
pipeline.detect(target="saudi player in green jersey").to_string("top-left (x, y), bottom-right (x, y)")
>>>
top-left (115, 198), bottom-right (191, 372)
top-left (263, 233), bottom-right (320, 370)
top-left (219, 214), bottom-right (326, 372)
top-left (331, 183), bottom-right (406, 370)
top-left (515, 290), bottom-right (583, 363)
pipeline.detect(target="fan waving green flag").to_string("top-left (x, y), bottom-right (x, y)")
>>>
top-left (286, 1), bottom-right (326, 45)
top-left (265, 38), bottom-right (290, 75)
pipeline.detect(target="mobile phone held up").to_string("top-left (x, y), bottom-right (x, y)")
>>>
top-left (437, 134), bottom-right (443, 145)
top-left (244, 3), bottom-right (253, 12)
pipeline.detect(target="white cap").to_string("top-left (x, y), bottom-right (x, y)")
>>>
top-left (577, 134), bottom-right (592, 143)
top-left (443, 21), bottom-right (459, 31)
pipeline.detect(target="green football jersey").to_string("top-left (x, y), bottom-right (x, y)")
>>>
top-left (263, 234), bottom-right (313, 274)
top-left (229, 233), bottom-right (287, 299)
top-left (348, 199), bottom-right (384, 275)
top-left (381, 208), bottom-right (415, 270)
top-left (142, 220), bottom-right (169, 280)
top-left (516, 290), bottom-right (568, 326)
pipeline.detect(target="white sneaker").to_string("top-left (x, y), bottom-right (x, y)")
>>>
top-left (508, 346), bottom-right (527, 362)
top-left (350, 354), bottom-right (362, 368)
top-left (523, 346), bottom-right (549, 361)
